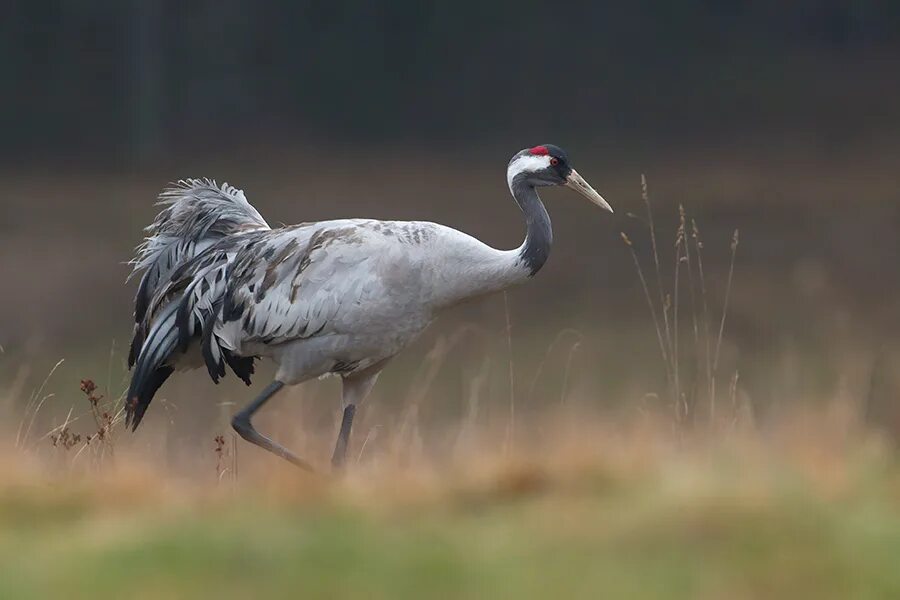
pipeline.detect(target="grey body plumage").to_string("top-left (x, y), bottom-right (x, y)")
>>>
top-left (126, 147), bottom-right (611, 469)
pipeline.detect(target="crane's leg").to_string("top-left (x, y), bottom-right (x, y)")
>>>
top-left (232, 380), bottom-right (314, 471)
top-left (331, 369), bottom-right (381, 469)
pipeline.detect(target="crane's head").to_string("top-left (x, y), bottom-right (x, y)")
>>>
top-left (507, 144), bottom-right (613, 213)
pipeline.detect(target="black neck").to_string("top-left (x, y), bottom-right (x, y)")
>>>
top-left (510, 178), bottom-right (552, 276)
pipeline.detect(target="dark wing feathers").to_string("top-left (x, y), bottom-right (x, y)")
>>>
top-left (224, 353), bottom-right (255, 386)
top-left (128, 179), bottom-right (269, 368)
top-left (126, 302), bottom-right (180, 430)
top-left (127, 180), bottom-right (269, 429)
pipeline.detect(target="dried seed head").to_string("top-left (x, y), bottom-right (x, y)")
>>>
top-left (80, 379), bottom-right (96, 395)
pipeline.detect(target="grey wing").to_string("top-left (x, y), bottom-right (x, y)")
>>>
top-left (134, 221), bottom-right (405, 388)
top-left (128, 179), bottom-right (270, 366)
top-left (215, 224), bottom-right (384, 354)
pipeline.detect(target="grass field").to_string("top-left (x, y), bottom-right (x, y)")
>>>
top-left (1, 408), bottom-right (899, 600)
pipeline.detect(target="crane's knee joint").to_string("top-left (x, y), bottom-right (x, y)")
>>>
top-left (231, 413), bottom-right (253, 439)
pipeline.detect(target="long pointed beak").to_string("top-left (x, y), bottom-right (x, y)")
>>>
top-left (565, 169), bottom-right (613, 213)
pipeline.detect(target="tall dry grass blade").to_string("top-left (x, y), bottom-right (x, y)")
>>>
top-left (621, 232), bottom-right (672, 390)
top-left (502, 291), bottom-right (516, 454)
top-left (106, 338), bottom-right (116, 401)
top-left (454, 354), bottom-right (493, 457)
top-left (713, 230), bottom-right (739, 375)
top-left (357, 425), bottom-right (382, 463)
top-left (16, 358), bottom-right (64, 449)
top-left (464, 355), bottom-right (492, 429)
top-left (672, 212), bottom-right (685, 420)
top-left (402, 326), bottom-right (481, 411)
top-left (70, 429), bottom-right (96, 464)
top-left (396, 327), bottom-right (481, 459)
top-left (40, 414), bottom-right (82, 443)
top-left (691, 219), bottom-right (714, 421)
top-left (526, 329), bottom-right (583, 405)
top-left (729, 370), bottom-right (740, 428)
top-left (642, 175), bottom-right (676, 391)
top-left (52, 404), bottom-right (76, 448)
top-left (232, 432), bottom-right (239, 483)
top-left (679, 206), bottom-right (701, 418)
top-left (560, 341), bottom-right (581, 406)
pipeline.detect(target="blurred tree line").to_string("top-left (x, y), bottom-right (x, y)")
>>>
top-left (1, 0), bottom-right (899, 162)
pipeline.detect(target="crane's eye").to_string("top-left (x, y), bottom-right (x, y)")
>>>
top-left (550, 157), bottom-right (559, 167)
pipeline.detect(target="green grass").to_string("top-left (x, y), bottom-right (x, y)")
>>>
top-left (2, 457), bottom-right (900, 600)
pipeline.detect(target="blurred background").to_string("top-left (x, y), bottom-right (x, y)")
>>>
top-left (2, 0), bottom-right (900, 444)
top-left (5, 3), bottom-right (900, 598)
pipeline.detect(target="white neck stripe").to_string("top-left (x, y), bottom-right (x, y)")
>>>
top-left (506, 154), bottom-right (551, 190)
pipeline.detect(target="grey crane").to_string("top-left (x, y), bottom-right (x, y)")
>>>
top-left (126, 145), bottom-right (613, 470)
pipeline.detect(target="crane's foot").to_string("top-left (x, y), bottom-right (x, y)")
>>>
top-left (232, 414), bottom-right (314, 471)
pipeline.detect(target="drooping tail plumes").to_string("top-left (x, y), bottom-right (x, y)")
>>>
top-left (126, 179), bottom-right (269, 430)
top-left (126, 302), bottom-right (179, 430)
top-left (126, 244), bottom-right (260, 431)
top-left (128, 179), bottom-right (270, 367)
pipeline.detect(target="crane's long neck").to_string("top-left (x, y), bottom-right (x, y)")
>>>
top-left (429, 174), bottom-right (552, 309)
top-left (511, 178), bottom-right (552, 277)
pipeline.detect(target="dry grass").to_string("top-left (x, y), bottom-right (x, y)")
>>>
top-left (1, 334), bottom-right (898, 597)
top-left (0, 398), bottom-right (898, 599)
top-left (620, 175), bottom-right (742, 428)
